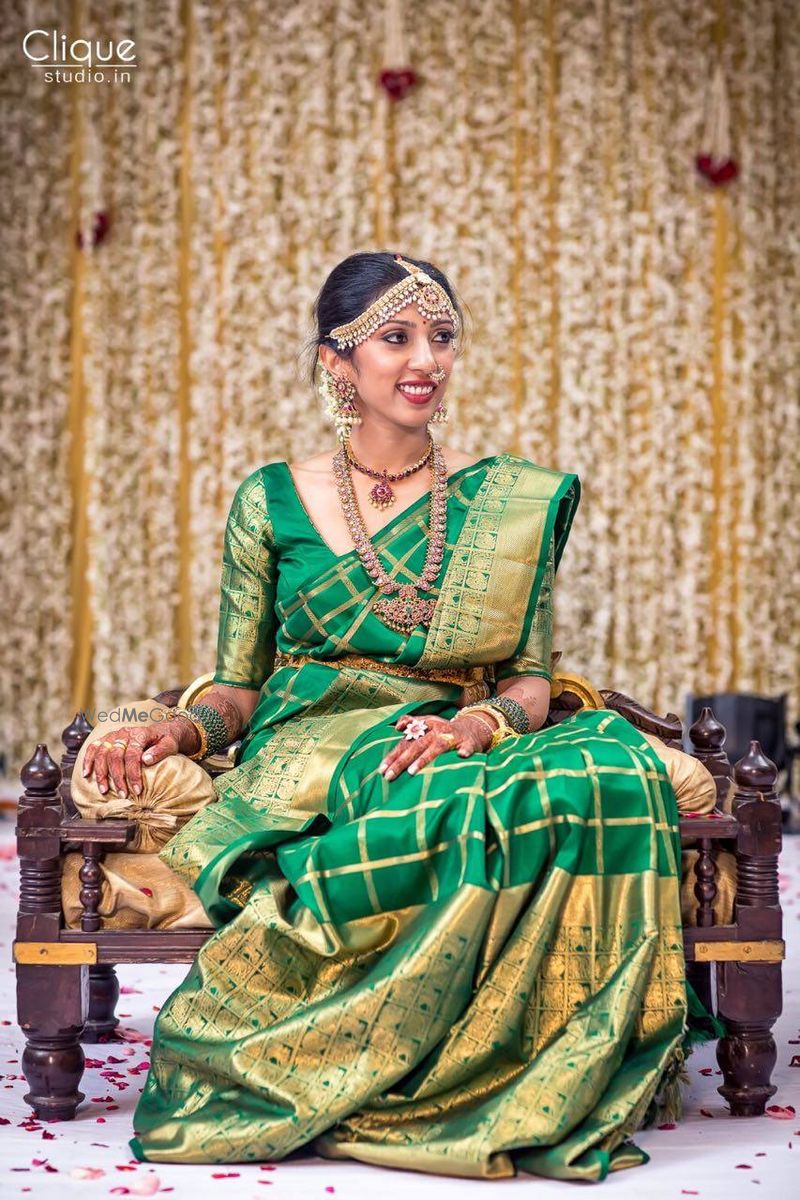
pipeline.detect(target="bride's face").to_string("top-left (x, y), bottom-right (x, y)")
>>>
top-left (345, 302), bottom-right (457, 429)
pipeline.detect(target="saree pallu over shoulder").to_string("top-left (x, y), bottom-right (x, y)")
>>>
top-left (421, 454), bottom-right (578, 671)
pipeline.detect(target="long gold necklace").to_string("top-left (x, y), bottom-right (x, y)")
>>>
top-left (332, 438), bottom-right (448, 634)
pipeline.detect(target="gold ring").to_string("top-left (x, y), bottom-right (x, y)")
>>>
top-left (112, 739), bottom-right (129, 749)
top-left (439, 732), bottom-right (458, 749)
top-left (99, 741), bottom-right (117, 750)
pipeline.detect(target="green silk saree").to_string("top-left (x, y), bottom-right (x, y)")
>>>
top-left (131, 453), bottom-right (691, 1181)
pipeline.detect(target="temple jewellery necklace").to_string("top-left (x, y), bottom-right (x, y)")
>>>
top-left (346, 434), bottom-right (433, 509)
top-left (332, 437), bottom-right (448, 635)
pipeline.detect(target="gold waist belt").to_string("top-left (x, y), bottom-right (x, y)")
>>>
top-left (273, 651), bottom-right (492, 703)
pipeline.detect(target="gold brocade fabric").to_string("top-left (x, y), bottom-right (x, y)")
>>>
top-left (61, 716), bottom-right (734, 931)
top-left (74, 455), bottom-right (716, 1179)
top-left (273, 651), bottom-right (493, 703)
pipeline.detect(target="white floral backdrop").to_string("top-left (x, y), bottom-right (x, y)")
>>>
top-left (1, 0), bottom-right (798, 776)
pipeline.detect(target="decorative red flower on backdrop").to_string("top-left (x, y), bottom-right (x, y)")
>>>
top-left (695, 64), bottom-right (739, 188)
top-left (76, 210), bottom-right (111, 249)
top-left (378, 68), bottom-right (417, 101)
top-left (695, 154), bottom-right (739, 187)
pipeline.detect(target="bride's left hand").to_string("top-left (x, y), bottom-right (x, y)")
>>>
top-left (378, 713), bottom-right (491, 781)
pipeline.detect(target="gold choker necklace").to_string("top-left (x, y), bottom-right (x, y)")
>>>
top-left (345, 436), bottom-right (434, 509)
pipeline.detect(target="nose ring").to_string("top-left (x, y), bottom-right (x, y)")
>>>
top-left (429, 367), bottom-right (446, 384)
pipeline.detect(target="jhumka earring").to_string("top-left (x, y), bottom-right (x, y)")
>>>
top-left (318, 362), bottom-right (361, 441)
top-left (428, 365), bottom-right (448, 423)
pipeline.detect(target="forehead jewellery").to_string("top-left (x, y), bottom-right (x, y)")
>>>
top-left (329, 255), bottom-right (461, 349)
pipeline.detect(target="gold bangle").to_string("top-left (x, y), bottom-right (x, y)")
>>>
top-left (459, 704), bottom-right (515, 748)
top-left (479, 703), bottom-right (515, 734)
top-left (453, 709), bottom-right (504, 748)
top-left (172, 713), bottom-right (207, 761)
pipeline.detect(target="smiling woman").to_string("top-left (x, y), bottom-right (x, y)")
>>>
top-left (68, 250), bottom-right (714, 1180)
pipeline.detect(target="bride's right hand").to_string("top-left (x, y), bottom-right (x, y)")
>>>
top-left (82, 716), bottom-right (201, 799)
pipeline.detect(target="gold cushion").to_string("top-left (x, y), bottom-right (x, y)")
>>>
top-left (61, 851), bottom-right (213, 930)
top-left (70, 695), bottom-right (217, 853)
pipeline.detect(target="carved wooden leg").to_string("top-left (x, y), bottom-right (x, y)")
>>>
top-left (17, 963), bottom-right (88, 1120)
top-left (716, 742), bottom-right (782, 1116)
top-left (16, 744), bottom-right (87, 1119)
top-left (717, 1008), bottom-right (778, 1116)
top-left (83, 965), bottom-right (120, 1042)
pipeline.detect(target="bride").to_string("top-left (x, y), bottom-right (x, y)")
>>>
top-left (76, 251), bottom-right (707, 1181)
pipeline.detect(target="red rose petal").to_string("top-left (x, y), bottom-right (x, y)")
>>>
top-left (657, 1122), bottom-right (677, 1130)
top-left (766, 1105), bottom-right (796, 1119)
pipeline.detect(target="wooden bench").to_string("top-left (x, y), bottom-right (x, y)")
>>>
top-left (13, 684), bottom-right (784, 1123)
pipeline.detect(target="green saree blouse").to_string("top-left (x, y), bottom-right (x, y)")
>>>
top-left (131, 453), bottom-right (691, 1182)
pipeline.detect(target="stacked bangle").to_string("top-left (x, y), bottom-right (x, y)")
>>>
top-left (185, 703), bottom-right (231, 757)
top-left (457, 703), bottom-right (516, 749)
top-left (482, 694), bottom-right (532, 735)
top-left (454, 710), bottom-right (497, 744)
top-left (165, 706), bottom-right (207, 760)
top-left (166, 703), bottom-right (229, 762)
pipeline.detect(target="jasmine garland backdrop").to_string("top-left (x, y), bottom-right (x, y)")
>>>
top-left (1, 0), bottom-right (798, 775)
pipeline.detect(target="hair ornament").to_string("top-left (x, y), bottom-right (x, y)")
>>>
top-left (329, 255), bottom-right (460, 350)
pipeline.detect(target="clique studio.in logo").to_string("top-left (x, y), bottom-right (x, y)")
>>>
top-left (22, 28), bottom-right (136, 83)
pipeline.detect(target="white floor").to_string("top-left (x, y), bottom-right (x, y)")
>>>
top-left (0, 816), bottom-right (797, 1198)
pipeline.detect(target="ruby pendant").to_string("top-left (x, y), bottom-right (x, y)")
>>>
top-left (372, 584), bottom-right (437, 633)
top-left (368, 478), bottom-right (395, 509)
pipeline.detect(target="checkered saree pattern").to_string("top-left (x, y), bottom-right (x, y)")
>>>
top-left (136, 455), bottom-right (687, 1180)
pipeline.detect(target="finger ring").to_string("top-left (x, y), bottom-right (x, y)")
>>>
top-left (99, 741), bottom-right (116, 750)
top-left (439, 731), bottom-right (458, 749)
top-left (403, 717), bottom-right (429, 741)
top-left (112, 739), bottom-right (129, 749)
